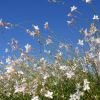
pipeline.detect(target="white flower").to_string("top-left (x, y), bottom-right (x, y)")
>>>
top-left (25, 44), bottom-right (32, 53)
top-left (18, 71), bottom-right (24, 75)
top-left (26, 29), bottom-right (35, 37)
top-left (6, 57), bottom-right (12, 64)
top-left (31, 96), bottom-right (39, 100)
top-left (65, 71), bottom-right (75, 79)
top-left (85, 0), bottom-right (92, 3)
top-left (46, 38), bottom-right (53, 45)
top-left (70, 94), bottom-right (80, 100)
top-left (67, 13), bottom-right (73, 17)
top-left (33, 25), bottom-right (39, 30)
top-left (40, 57), bottom-right (46, 66)
top-left (33, 63), bottom-right (38, 67)
top-left (83, 79), bottom-right (90, 91)
top-left (21, 51), bottom-right (26, 57)
top-left (76, 83), bottom-right (81, 89)
top-left (59, 65), bottom-right (67, 70)
top-left (40, 57), bottom-right (45, 63)
top-left (71, 6), bottom-right (77, 12)
top-left (0, 76), bottom-right (4, 80)
top-left (89, 23), bottom-right (97, 34)
top-left (57, 50), bottom-right (63, 56)
top-left (70, 90), bottom-right (83, 100)
top-left (14, 86), bottom-right (25, 93)
top-left (22, 78), bottom-right (26, 82)
top-left (59, 42), bottom-right (65, 48)
top-left (84, 28), bottom-right (90, 36)
top-left (44, 22), bottom-right (49, 29)
top-left (45, 91), bottom-right (53, 99)
top-left (14, 82), bottom-right (26, 93)
top-left (5, 26), bottom-right (10, 29)
top-left (43, 73), bottom-right (49, 80)
top-left (33, 25), bottom-right (40, 36)
top-left (78, 39), bottom-right (84, 46)
top-left (93, 15), bottom-right (99, 20)
top-left (88, 51), bottom-right (95, 58)
top-left (67, 18), bottom-right (74, 25)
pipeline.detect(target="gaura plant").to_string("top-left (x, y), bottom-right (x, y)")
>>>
top-left (0, 0), bottom-right (100, 100)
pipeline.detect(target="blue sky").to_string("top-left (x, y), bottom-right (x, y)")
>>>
top-left (0, 0), bottom-right (100, 59)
